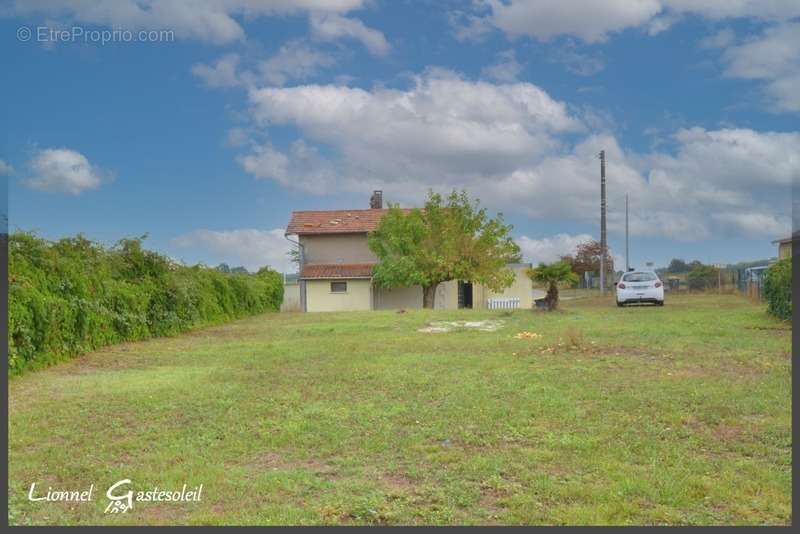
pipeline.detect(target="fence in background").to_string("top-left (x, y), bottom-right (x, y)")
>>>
top-left (568, 266), bottom-right (771, 301)
top-left (662, 266), bottom-right (769, 301)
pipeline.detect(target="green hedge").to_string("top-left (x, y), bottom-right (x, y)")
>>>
top-left (764, 258), bottom-right (791, 321)
top-left (8, 232), bottom-right (283, 374)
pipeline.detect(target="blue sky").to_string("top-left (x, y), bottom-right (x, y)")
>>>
top-left (2, 1), bottom-right (798, 272)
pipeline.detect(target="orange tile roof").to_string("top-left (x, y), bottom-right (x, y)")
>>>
top-left (300, 263), bottom-right (375, 279)
top-left (286, 208), bottom-right (412, 235)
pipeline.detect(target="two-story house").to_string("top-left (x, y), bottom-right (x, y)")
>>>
top-left (285, 191), bottom-right (532, 312)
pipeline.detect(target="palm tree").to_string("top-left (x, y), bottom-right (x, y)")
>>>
top-left (527, 261), bottom-right (579, 311)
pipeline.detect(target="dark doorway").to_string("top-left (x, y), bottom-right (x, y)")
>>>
top-left (458, 281), bottom-right (473, 309)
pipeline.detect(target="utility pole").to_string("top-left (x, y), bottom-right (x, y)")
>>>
top-left (624, 195), bottom-right (630, 271)
top-left (599, 150), bottom-right (607, 295)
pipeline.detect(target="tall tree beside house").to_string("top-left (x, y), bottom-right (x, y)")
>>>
top-left (527, 261), bottom-right (579, 311)
top-left (562, 240), bottom-right (614, 277)
top-left (369, 190), bottom-right (520, 308)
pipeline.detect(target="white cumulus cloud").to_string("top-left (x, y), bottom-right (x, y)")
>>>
top-left (244, 69), bottom-right (582, 189)
top-left (719, 22), bottom-right (800, 112)
top-left (235, 68), bottom-right (797, 241)
top-left (192, 53), bottom-right (243, 88)
top-left (517, 233), bottom-right (594, 264)
top-left (455, 0), bottom-right (800, 43)
top-left (473, 0), bottom-right (663, 43)
top-left (193, 42), bottom-right (338, 89)
top-left (25, 148), bottom-right (110, 194)
top-left (237, 139), bottom-right (338, 193)
top-left (259, 40), bottom-right (337, 86)
top-left (172, 228), bottom-right (293, 272)
top-left (309, 12), bottom-right (390, 56)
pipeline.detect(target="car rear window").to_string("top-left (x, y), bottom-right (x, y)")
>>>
top-left (623, 272), bottom-right (657, 282)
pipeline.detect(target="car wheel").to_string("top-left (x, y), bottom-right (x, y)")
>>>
top-left (656, 300), bottom-right (664, 306)
top-left (616, 300), bottom-right (624, 307)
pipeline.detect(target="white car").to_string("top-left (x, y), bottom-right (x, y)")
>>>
top-left (616, 270), bottom-right (664, 307)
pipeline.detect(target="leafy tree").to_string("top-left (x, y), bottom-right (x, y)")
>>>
top-left (507, 251), bottom-right (524, 263)
top-left (572, 240), bottom-right (614, 276)
top-left (527, 261), bottom-right (579, 311)
top-left (231, 266), bottom-right (249, 274)
top-left (687, 263), bottom-right (718, 290)
top-left (369, 189), bottom-right (520, 308)
top-left (667, 258), bottom-right (690, 273)
top-left (216, 263), bottom-right (231, 273)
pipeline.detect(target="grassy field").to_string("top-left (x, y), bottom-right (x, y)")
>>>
top-left (7, 293), bottom-right (791, 525)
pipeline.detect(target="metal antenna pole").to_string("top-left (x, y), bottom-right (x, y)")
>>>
top-left (625, 194), bottom-right (629, 271)
top-left (599, 150), bottom-right (607, 295)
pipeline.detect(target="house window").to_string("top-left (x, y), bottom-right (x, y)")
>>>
top-left (330, 281), bottom-right (347, 293)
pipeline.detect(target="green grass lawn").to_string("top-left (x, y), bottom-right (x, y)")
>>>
top-left (7, 293), bottom-right (792, 525)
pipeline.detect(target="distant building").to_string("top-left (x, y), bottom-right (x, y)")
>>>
top-left (771, 233), bottom-right (797, 259)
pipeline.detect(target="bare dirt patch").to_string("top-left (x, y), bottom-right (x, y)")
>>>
top-left (379, 472), bottom-right (417, 496)
top-left (417, 320), bottom-right (504, 333)
top-left (712, 424), bottom-right (745, 442)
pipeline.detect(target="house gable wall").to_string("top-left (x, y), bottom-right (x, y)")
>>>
top-left (300, 234), bottom-right (378, 265)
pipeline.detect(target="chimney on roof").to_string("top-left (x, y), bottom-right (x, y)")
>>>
top-left (369, 190), bottom-right (383, 209)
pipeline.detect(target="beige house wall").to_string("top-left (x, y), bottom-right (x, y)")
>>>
top-left (372, 281), bottom-right (479, 310)
top-left (303, 273), bottom-right (532, 312)
top-left (373, 285), bottom-right (423, 309)
top-left (433, 280), bottom-right (459, 309)
top-left (779, 242), bottom-right (792, 259)
top-left (473, 265), bottom-right (533, 309)
top-left (300, 234), bottom-right (377, 265)
top-left (305, 279), bottom-right (372, 312)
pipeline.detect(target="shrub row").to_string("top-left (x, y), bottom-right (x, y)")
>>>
top-left (8, 232), bottom-right (283, 374)
top-left (687, 264), bottom-right (719, 290)
top-left (764, 257), bottom-right (791, 321)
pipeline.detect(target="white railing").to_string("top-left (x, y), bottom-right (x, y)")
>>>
top-left (488, 297), bottom-right (520, 309)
